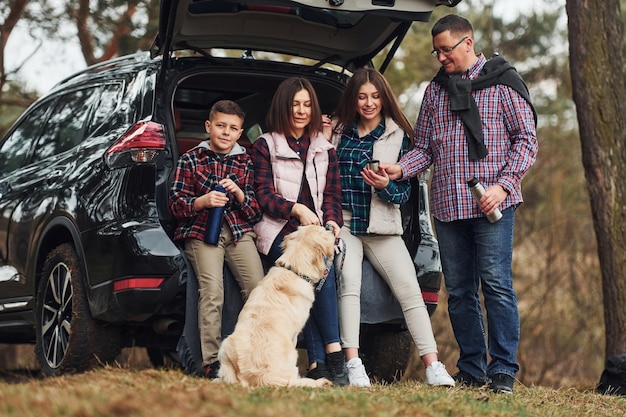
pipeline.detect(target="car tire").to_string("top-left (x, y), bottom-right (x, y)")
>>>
top-left (146, 347), bottom-right (181, 369)
top-left (359, 324), bottom-right (412, 384)
top-left (35, 243), bottom-right (122, 376)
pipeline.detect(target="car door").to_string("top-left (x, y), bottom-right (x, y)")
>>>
top-left (0, 88), bottom-right (99, 306)
top-left (0, 103), bottom-right (51, 304)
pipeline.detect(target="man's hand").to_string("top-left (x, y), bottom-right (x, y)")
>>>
top-left (379, 163), bottom-right (403, 180)
top-left (480, 185), bottom-right (508, 216)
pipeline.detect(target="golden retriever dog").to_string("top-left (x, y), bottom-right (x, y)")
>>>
top-left (217, 225), bottom-right (336, 387)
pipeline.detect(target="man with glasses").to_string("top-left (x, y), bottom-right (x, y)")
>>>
top-left (384, 14), bottom-right (537, 394)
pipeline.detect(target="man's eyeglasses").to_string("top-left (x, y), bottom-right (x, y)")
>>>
top-left (431, 36), bottom-right (469, 58)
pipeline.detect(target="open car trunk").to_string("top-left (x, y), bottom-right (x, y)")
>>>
top-left (169, 58), bottom-right (348, 153)
top-left (155, 0), bottom-right (461, 73)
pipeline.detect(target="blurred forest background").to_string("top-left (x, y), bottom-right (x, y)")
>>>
top-left (0, 0), bottom-right (619, 389)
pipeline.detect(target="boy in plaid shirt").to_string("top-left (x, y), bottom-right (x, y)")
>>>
top-left (169, 100), bottom-right (263, 379)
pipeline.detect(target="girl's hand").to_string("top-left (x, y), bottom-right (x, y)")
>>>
top-left (322, 114), bottom-right (333, 141)
top-left (361, 166), bottom-right (390, 190)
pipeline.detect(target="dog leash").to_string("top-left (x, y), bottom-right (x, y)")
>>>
top-left (325, 223), bottom-right (346, 293)
top-left (333, 237), bottom-right (346, 293)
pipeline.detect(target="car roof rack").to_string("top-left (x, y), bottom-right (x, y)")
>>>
top-left (53, 53), bottom-right (151, 88)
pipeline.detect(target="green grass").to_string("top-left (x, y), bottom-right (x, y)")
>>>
top-left (0, 368), bottom-right (623, 417)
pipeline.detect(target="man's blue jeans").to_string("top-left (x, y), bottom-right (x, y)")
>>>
top-left (266, 234), bottom-right (341, 366)
top-left (434, 206), bottom-right (520, 382)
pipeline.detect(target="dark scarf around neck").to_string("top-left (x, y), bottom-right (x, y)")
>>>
top-left (433, 54), bottom-right (536, 160)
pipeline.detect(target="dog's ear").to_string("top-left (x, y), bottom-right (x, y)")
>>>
top-left (308, 226), bottom-right (335, 269)
top-left (280, 226), bottom-right (301, 254)
top-left (313, 226), bottom-right (336, 258)
top-left (278, 225), bottom-right (330, 280)
top-left (278, 225), bottom-right (307, 270)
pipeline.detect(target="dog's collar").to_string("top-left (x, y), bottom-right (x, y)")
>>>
top-left (274, 255), bottom-right (333, 292)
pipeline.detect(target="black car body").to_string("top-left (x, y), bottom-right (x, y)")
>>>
top-left (0, 0), bottom-right (459, 379)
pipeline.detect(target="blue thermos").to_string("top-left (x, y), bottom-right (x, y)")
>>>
top-left (204, 184), bottom-right (227, 245)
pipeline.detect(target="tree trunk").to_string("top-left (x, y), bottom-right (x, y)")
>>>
top-left (566, 0), bottom-right (626, 357)
top-left (0, 0), bottom-right (30, 100)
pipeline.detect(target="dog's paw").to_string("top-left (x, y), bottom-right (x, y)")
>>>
top-left (292, 377), bottom-right (333, 388)
top-left (314, 377), bottom-right (333, 387)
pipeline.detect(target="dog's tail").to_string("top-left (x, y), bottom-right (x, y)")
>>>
top-left (259, 372), bottom-right (328, 387)
top-left (259, 375), bottom-right (290, 387)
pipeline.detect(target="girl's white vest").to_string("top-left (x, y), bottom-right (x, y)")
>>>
top-left (367, 117), bottom-right (405, 235)
top-left (331, 116), bottom-right (405, 235)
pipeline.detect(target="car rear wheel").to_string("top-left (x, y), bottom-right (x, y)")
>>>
top-left (359, 324), bottom-right (412, 384)
top-left (146, 347), bottom-right (181, 369)
top-left (35, 243), bottom-right (122, 376)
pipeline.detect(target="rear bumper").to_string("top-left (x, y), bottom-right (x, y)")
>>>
top-left (82, 220), bottom-right (185, 322)
top-left (112, 270), bottom-right (184, 321)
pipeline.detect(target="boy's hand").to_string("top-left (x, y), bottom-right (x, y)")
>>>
top-left (195, 189), bottom-right (229, 211)
top-left (206, 189), bottom-right (229, 207)
top-left (219, 178), bottom-right (245, 204)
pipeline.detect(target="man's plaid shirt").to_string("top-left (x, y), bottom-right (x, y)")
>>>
top-left (399, 54), bottom-right (537, 222)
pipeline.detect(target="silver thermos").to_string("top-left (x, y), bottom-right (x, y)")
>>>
top-left (467, 177), bottom-right (502, 223)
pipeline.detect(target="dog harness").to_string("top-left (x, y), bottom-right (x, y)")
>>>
top-left (274, 254), bottom-right (333, 292)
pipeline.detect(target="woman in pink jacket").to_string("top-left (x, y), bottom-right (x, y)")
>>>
top-left (250, 77), bottom-right (346, 385)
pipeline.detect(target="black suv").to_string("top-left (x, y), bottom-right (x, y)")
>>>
top-left (0, 0), bottom-right (459, 379)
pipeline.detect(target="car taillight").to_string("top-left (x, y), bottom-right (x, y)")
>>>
top-left (105, 121), bottom-right (166, 168)
top-left (421, 291), bottom-right (439, 304)
top-left (113, 277), bottom-right (165, 292)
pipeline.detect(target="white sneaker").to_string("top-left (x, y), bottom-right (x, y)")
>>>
top-left (345, 357), bottom-right (371, 387)
top-left (425, 361), bottom-right (455, 387)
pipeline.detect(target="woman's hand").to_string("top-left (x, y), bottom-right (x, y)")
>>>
top-left (325, 220), bottom-right (341, 237)
top-left (291, 203), bottom-right (321, 226)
